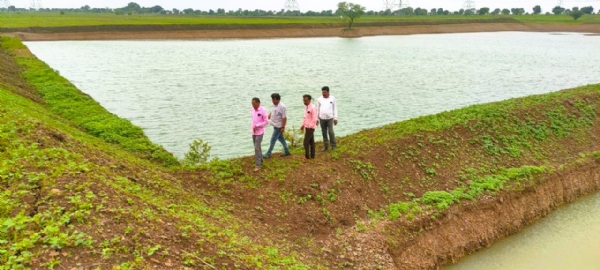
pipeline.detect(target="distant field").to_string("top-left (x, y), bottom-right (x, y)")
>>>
top-left (1, 12), bottom-right (599, 28)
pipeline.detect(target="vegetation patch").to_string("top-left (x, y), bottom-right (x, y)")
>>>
top-left (0, 37), bottom-right (177, 166)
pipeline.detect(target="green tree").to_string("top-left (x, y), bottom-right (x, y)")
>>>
top-left (570, 11), bottom-right (584, 20)
top-left (126, 2), bottom-right (140, 13)
top-left (150, 5), bottom-right (163, 13)
top-left (436, 8), bottom-right (444, 15)
top-left (533, 5), bottom-right (542, 14)
top-left (580, 6), bottom-right (594, 14)
top-left (491, 8), bottom-right (501, 15)
top-left (337, 2), bottom-right (366, 29)
top-left (510, 8), bottom-right (525, 15)
top-left (183, 8), bottom-right (194, 15)
top-left (478, 7), bottom-right (490, 15)
top-left (501, 8), bottom-right (510, 15)
top-left (552, 6), bottom-right (565, 15)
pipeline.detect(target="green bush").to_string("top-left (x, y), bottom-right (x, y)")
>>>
top-left (182, 139), bottom-right (212, 166)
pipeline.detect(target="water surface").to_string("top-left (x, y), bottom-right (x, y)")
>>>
top-left (25, 32), bottom-right (600, 159)
top-left (445, 192), bottom-right (600, 270)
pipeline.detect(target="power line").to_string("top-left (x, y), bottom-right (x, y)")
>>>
top-left (463, 0), bottom-right (476, 10)
top-left (1, 0), bottom-right (10, 9)
top-left (383, 0), bottom-right (397, 10)
top-left (399, 0), bottom-right (412, 9)
top-left (30, 0), bottom-right (42, 10)
top-left (284, 0), bottom-right (299, 11)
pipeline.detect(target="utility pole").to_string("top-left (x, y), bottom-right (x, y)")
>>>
top-left (462, 0), bottom-right (476, 12)
top-left (30, 0), bottom-right (43, 10)
top-left (399, 0), bottom-right (411, 9)
top-left (383, 0), bottom-right (398, 10)
top-left (1, 0), bottom-right (11, 9)
top-left (557, 0), bottom-right (564, 7)
top-left (284, 0), bottom-right (300, 11)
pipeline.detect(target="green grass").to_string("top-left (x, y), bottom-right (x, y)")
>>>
top-left (2, 34), bottom-right (600, 268)
top-left (0, 65), bottom-right (312, 269)
top-left (0, 12), bottom-right (598, 28)
top-left (0, 36), bottom-right (178, 166)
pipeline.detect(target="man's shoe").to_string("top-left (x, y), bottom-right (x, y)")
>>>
top-left (322, 147), bottom-right (328, 152)
top-left (332, 146), bottom-right (337, 151)
top-left (263, 154), bottom-right (271, 159)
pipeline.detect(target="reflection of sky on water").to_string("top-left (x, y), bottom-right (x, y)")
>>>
top-left (25, 32), bottom-right (600, 159)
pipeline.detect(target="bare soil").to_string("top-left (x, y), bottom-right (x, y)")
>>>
top-left (6, 23), bottom-right (600, 41)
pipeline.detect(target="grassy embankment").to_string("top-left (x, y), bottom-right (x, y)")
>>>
top-left (0, 13), bottom-right (599, 29)
top-left (2, 34), bottom-right (600, 269)
top-left (0, 36), bottom-right (313, 269)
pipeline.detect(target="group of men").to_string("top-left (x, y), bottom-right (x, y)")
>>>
top-left (250, 86), bottom-right (339, 171)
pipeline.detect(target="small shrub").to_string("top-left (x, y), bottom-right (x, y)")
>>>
top-left (283, 126), bottom-right (304, 148)
top-left (182, 138), bottom-right (211, 166)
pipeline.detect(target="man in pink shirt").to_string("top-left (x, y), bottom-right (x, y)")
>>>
top-left (251, 97), bottom-right (269, 171)
top-left (300, 94), bottom-right (318, 161)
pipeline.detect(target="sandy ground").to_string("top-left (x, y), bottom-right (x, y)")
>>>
top-left (8, 23), bottom-right (600, 41)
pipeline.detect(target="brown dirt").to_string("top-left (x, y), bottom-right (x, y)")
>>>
top-left (6, 23), bottom-right (600, 41)
top-left (4, 31), bottom-right (600, 268)
top-left (0, 46), bottom-right (43, 103)
top-left (391, 159), bottom-right (600, 269)
top-left (178, 95), bottom-right (600, 269)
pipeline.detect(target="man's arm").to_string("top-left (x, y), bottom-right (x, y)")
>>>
top-left (333, 97), bottom-right (338, 125)
top-left (316, 99), bottom-right (321, 126)
top-left (281, 118), bottom-right (287, 133)
top-left (333, 97), bottom-right (338, 120)
top-left (257, 108), bottom-right (269, 128)
top-left (312, 105), bottom-right (319, 124)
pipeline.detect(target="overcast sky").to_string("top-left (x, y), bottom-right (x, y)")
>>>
top-left (7, 0), bottom-right (600, 12)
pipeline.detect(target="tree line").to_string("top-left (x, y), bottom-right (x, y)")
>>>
top-left (0, 2), bottom-right (597, 17)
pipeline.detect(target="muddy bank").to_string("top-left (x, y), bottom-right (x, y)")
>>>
top-left (393, 158), bottom-right (600, 269)
top-left (8, 22), bottom-right (600, 41)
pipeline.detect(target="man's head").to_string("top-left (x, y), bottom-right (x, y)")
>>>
top-left (251, 97), bottom-right (260, 109)
top-left (321, 86), bottom-right (330, 98)
top-left (302, 94), bottom-right (312, 106)
top-left (271, 93), bottom-right (281, 105)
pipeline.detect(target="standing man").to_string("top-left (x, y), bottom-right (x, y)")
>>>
top-left (251, 97), bottom-right (269, 172)
top-left (264, 93), bottom-right (291, 158)
top-left (317, 86), bottom-right (338, 151)
top-left (300, 94), bottom-right (318, 162)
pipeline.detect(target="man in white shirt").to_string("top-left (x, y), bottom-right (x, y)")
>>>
top-left (317, 86), bottom-right (338, 151)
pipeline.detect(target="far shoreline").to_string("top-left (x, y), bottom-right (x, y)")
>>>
top-left (8, 23), bottom-right (600, 41)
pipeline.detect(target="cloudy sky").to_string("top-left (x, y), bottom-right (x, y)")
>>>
top-left (7, 0), bottom-right (600, 12)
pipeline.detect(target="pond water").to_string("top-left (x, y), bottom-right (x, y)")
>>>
top-left (445, 192), bottom-right (600, 270)
top-left (25, 32), bottom-right (600, 159)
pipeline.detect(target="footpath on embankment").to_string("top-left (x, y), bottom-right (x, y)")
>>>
top-left (1, 35), bottom-right (600, 269)
top-left (3, 19), bottom-right (600, 41)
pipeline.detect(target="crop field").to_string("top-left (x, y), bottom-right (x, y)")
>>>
top-left (0, 12), bottom-right (599, 28)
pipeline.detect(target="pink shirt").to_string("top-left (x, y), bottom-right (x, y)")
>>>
top-left (251, 106), bottom-right (269, 135)
top-left (302, 103), bottom-right (318, 129)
